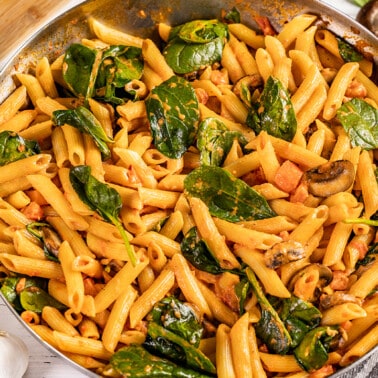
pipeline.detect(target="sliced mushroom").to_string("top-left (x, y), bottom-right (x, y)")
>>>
top-left (288, 264), bottom-right (333, 302)
top-left (264, 240), bottom-right (306, 269)
top-left (233, 74), bottom-right (263, 105)
top-left (357, 0), bottom-right (378, 37)
top-left (302, 160), bottom-right (355, 197)
top-left (319, 292), bottom-right (362, 310)
top-left (41, 226), bottom-right (62, 259)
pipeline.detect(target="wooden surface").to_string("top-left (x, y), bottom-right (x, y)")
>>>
top-left (0, 0), bottom-right (84, 67)
top-left (0, 0), bottom-right (365, 378)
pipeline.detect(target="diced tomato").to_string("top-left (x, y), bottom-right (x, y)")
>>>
top-left (290, 182), bottom-right (309, 203)
top-left (21, 201), bottom-right (44, 220)
top-left (274, 160), bottom-right (304, 193)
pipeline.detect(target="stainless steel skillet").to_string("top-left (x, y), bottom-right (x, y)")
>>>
top-left (0, 0), bottom-right (377, 377)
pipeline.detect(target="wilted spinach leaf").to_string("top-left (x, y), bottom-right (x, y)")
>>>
top-left (143, 297), bottom-right (215, 374)
top-left (279, 296), bottom-right (322, 348)
top-left (63, 43), bottom-right (144, 104)
top-left (337, 98), bottom-right (378, 150)
top-left (20, 286), bottom-right (67, 313)
top-left (146, 75), bottom-right (199, 158)
top-left (0, 277), bottom-right (23, 311)
top-left (197, 117), bottom-right (247, 166)
top-left (294, 326), bottom-right (339, 372)
top-left (26, 222), bottom-right (62, 262)
top-left (69, 165), bottom-right (136, 265)
top-left (234, 276), bottom-right (250, 314)
top-left (52, 106), bottom-right (113, 160)
top-left (184, 165), bottom-right (276, 221)
top-left (163, 19), bottom-right (228, 74)
top-left (146, 322), bottom-right (216, 374)
top-left (246, 76), bottom-right (297, 141)
top-left (0, 131), bottom-right (40, 166)
top-left (246, 268), bottom-right (292, 354)
top-left (147, 297), bottom-right (203, 347)
top-left (337, 37), bottom-right (363, 62)
top-left (181, 227), bottom-right (224, 274)
top-left (1, 276), bottom-right (65, 313)
top-left (109, 345), bottom-right (213, 377)
top-left (95, 45), bottom-right (143, 104)
top-left (63, 43), bottom-right (99, 101)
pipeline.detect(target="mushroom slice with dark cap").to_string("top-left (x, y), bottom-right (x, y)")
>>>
top-left (264, 240), bottom-right (306, 269)
top-left (302, 160), bottom-right (355, 198)
top-left (319, 292), bottom-right (362, 310)
top-left (357, 0), bottom-right (378, 37)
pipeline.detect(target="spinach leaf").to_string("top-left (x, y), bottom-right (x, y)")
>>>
top-left (279, 296), bottom-right (322, 348)
top-left (197, 117), bottom-right (247, 166)
top-left (52, 106), bottom-right (113, 160)
top-left (246, 76), bottom-right (297, 141)
top-left (180, 227), bottom-right (224, 274)
top-left (63, 43), bottom-right (144, 105)
top-left (95, 45), bottom-right (143, 104)
top-left (294, 326), bottom-right (339, 372)
top-left (184, 165), bottom-right (276, 221)
top-left (0, 131), bottom-right (40, 166)
top-left (26, 222), bottom-right (62, 262)
top-left (0, 276), bottom-right (65, 313)
top-left (337, 98), bottom-right (378, 150)
top-left (146, 75), bottom-right (199, 158)
top-left (146, 322), bottom-right (216, 374)
top-left (337, 37), bottom-right (363, 62)
top-left (163, 20), bottom-right (228, 74)
top-left (69, 165), bottom-right (136, 265)
top-left (20, 286), bottom-right (67, 313)
top-left (178, 19), bottom-right (228, 44)
top-left (246, 268), bottom-right (292, 354)
top-left (63, 43), bottom-right (100, 101)
top-left (143, 297), bottom-right (214, 374)
top-left (234, 276), bottom-right (250, 315)
top-left (0, 277), bottom-right (23, 311)
top-left (109, 345), bottom-right (213, 377)
top-left (147, 296), bottom-right (203, 347)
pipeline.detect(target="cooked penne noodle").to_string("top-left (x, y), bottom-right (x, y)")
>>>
top-left (27, 174), bottom-right (89, 231)
top-left (59, 241), bottom-right (85, 313)
top-left (102, 285), bottom-right (138, 352)
top-left (94, 251), bottom-right (148, 313)
top-left (0, 85), bottom-right (27, 125)
top-left (129, 268), bottom-right (175, 328)
top-left (0, 253), bottom-right (64, 280)
top-left (230, 312), bottom-right (252, 378)
top-left (171, 253), bottom-right (212, 317)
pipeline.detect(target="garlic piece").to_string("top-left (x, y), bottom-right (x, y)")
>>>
top-left (0, 330), bottom-right (29, 378)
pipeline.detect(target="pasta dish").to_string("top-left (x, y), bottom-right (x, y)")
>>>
top-left (0, 5), bottom-right (377, 378)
